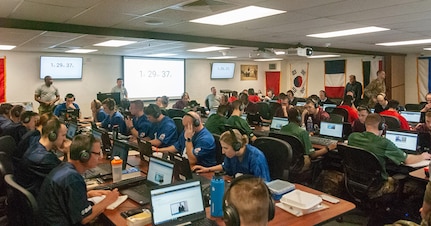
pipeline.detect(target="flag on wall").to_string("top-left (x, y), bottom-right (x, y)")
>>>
top-left (265, 71), bottom-right (280, 96)
top-left (362, 59), bottom-right (383, 87)
top-left (289, 62), bottom-right (308, 98)
top-left (324, 60), bottom-right (346, 98)
top-left (0, 57), bottom-right (5, 103)
top-left (418, 57), bottom-right (431, 102)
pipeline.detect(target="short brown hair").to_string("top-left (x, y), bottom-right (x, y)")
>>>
top-left (365, 113), bottom-right (383, 127)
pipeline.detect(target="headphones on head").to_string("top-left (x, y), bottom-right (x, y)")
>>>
top-left (65, 93), bottom-right (75, 101)
top-left (147, 104), bottom-right (161, 118)
top-left (309, 98), bottom-right (319, 108)
top-left (21, 111), bottom-right (31, 124)
top-left (223, 175), bottom-right (275, 226)
top-left (229, 129), bottom-right (242, 152)
top-left (378, 116), bottom-right (386, 131)
top-left (45, 119), bottom-right (61, 142)
top-left (78, 135), bottom-right (94, 163)
top-left (186, 113), bottom-right (200, 127)
top-left (357, 105), bottom-right (371, 114)
top-left (12, 105), bottom-right (24, 118)
top-left (295, 108), bottom-right (301, 122)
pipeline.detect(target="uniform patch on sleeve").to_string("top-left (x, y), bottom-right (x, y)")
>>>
top-left (193, 147), bottom-right (201, 155)
top-left (159, 134), bottom-right (166, 141)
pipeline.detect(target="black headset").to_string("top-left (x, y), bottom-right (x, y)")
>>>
top-left (45, 119), bottom-right (61, 142)
top-left (78, 135), bottom-right (94, 163)
top-left (186, 113), bottom-right (200, 127)
top-left (229, 129), bottom-right (242, 152)
top-left (223, 175), bottom-right (275, 226)
top-left (378, 116), bottom-right (386, 131)
top-left (65, 93), bottom-right (75, 101)
top-left (309, 98), bottom-right (319, 108)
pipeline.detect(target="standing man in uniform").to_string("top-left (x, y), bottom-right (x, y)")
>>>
top-left (364, 70), bottom-right (386, 108)
top-left (111, 78), bottom-right (129, 110)
top-left (34, 75), bottom-right (60, 115)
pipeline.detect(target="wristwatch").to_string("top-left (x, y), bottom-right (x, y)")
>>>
top-left (186, 138), bottom-right (192, 142)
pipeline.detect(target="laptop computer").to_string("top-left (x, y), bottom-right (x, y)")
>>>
top-left (92, 128), bottom-right (112, 157)
top-left (138, 138), bottom-right (153, 162)
top-left (270, 117), bottom-right (289, 131)
top-left (66, 122), bottom-right (78, 140)
top-left (120, 157), bottom-right (174, 205)
top-left (59, 109), bottom-right (80, 123)
top-left (247, 113), bottom-right (262, 125)
top-left (296, 101), bottom-right (306, 106)
top-left (150, 180), bottom-right (217, 226)
top-left (385, 130), bottom-right (419, 154)
top-left (323, 103), bottom-right (337, 112)
top-left (400, 111), bottom-right (421, 124)
top-left (319, 121), bottom-right (344, 140)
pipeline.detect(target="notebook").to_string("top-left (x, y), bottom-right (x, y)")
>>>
top-left (400, 111), bottom-right (421, 123)
top-left (385, 130), bottom-right (419, 153)
top-left (270, 117), bottom-right (289, 130)
top-left (151, 180), bottom-right (217, 226)
top-left (319, 121), bottom-right (344, 140)
top-left (120, 157), bottom-right (174, 205)
top-left (66, 122), bottom-right (78, 140)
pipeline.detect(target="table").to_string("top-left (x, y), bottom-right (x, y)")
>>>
top-left (101, 173), bottom-right (355, 225)
top-left (410, 167), bottom-right (429, 182)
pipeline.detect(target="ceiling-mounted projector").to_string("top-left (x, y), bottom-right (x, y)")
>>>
top-left (287, 47), bottom-right (313, 57)
top-left (249, 48), bottom-right (276, 59)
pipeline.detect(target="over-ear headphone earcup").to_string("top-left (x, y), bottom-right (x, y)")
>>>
top-left (229, 130), bottom-right (242, 152)
top-left (223, 205), bottom-right (240, 226)
top-left (186, 113), bottom-right (200, 127)
top-left (48, 131), bottom-right (57, 142)
top-left (268, 195), bottom-right (275, 221)
top-left (79, 150), bottom-right (91, 163)
top-left (23, 116), bottom-right (30, 124)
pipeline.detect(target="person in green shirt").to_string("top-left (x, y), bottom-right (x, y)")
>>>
top-left (204, 105), bottom-right (228, 135)
top-left (226, 100), bottom-right (257, 142)
top-left (280, 107), bottom-right (337, 171)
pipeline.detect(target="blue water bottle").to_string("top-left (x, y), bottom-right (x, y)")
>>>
top-left (210, 172), bottom-right (224, 217)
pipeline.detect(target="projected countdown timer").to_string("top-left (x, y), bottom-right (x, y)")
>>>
top-left (140, 70), bottom-right (172, 78)
top-left (40, 56), bottom-right (83, 79)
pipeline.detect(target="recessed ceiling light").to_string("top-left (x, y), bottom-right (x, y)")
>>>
top-left (274, 51), bottom-right (285, 55)
top-left (424, 48), bottom-right (431, 51)
top-left (145, 53), bottom-right (178, 57)
top-left (377, 39), bottom-right (431, 46)
top-left (66, 49), bottom-right (97, 53)
top-left (207, 56), bottom-right (238, 59)
top-left (94, 40), bottom-right (137, 47)
top-left (190, 6), bottom-right (286, 26)
top-left (188, 46), bottom-right (230, 52)
top-left (307, 54), bottom-right (340, 59)
top-left (253, 58), bottom-right (283, 62)
top-left (307, 26), bottom-right (389, 38)
top-left (145, 20), bottom-right (164, 26)
top-left (0, 45), bottom-right (16, 50)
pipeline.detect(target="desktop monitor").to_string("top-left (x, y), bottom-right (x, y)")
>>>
top-left (111, 140), bottom-right (129, 169)
top-left (97, 92), bottom-right (121, 105)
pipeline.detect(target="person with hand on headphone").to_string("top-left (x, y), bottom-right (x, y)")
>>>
top-left (192, 129), bottom-right (270, 182)
top-left (302, 96), bottom-right (330, 132)
top-left (223, 175), bottom-right (275, 226)
top-left (154, 111), bottom-right (216, 167)
top-left (15, 117), bottom-right (69, 197)
top-left (281, 108), bottom-right (337, 172)
top-left (53, 93), bottom-right (80, 117)
top-left (144, 104), bottom-right (177, 147)
top-left (348, 114), bottom-right (431, 195)
top-left (38, 134), bottom-right (120, 225)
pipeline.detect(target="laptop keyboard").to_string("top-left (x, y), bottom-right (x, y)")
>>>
top-left (93, 175), bottom-right (147, 190)
top-left (309, 136), bottom-right (337, 146)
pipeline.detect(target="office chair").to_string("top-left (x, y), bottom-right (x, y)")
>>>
top-left (325, 106), bottom-right (336, 114)
top-left (269, 102), bottom-right (281, 118)
top-left (329, 113), bottom-right (344, 123)
top-left (0, 136), bottom-right (16, 158)
top-left (256, 102), bottom-right (271, 120)
top-left (381, 115), bottom-right (401, 130)
top-left (211, 133), bottom-right (224, 165)
top-left (404, 104), bottom-right (420, 111)
top-left (4, 174), bottom-right (39, 225)
top-left (331, 108), bottom-right (349, 123)
top-left (0, 153), bottom-right (12, 219)
top-left (253, 137), bottom-right (292, 181)
top-left (172, 117), bottom-right (184, 139)
top-left (167, 109), bottom-right (186, 118)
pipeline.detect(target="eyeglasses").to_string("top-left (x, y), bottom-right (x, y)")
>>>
top-left (91, 151), bottom-right (103, 158)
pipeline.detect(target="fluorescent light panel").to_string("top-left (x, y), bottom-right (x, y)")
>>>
top-left (307, 26), bottom-right (389, 38)
top-left (66, 49), bottom-right (97, 53)
top-left (145, 53), bottom-right (177, 57)
top-left (94, 40), bottom-right (137, 47)
top-left (188, 46), bottom-right (230, 52)
top-left (254, 58), bottom-right (283, 62)
top-left (206, 56), bottom-right (237, 59)
top-left (0, 45), bottom-right (16, 50)
top-left (377, 39), bottom-right (431, 46)
top-left (190, 6), bottom-right (286, 26)
top-left (424, 48), bottom-right (431, 51)
top-left (307, 54), bottom-right (340, 59)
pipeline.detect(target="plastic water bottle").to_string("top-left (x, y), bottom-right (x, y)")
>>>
top-left (111, 156), bottom-right (123, 183)
top-left (113, 125), bottom-right (119, 140)
top-left (210, 172), bottom-right (224, 217)
top-left (306, 116), bottom-right (314, 132)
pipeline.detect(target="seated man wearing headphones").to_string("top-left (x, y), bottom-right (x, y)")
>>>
top-left (302, 96), bottom-right (330, 132)
top-left (2, 110), bottom-right (39, 144)
top-left (144, 104), bottom-right (177, 147)
top-left (15, 117), bottom-right (69, 197)
top-left (156, 111), bottom-right (216, 167)
top-left (374, 93), bottom-right (389, 114)
top-left (91, 99), bottom-right (107, 123)
top-left (53, 93), bottom-right (80, 117)
top-left (379, 99), bottom-right (410, 131)
top-left (125, 100), bottom-right (151, 140)
top-left (38, 134), bottom-right (120, 225)
top-left (101, 98), bottom-right (128, 135)
top-left (226, 100), bottom-right (257, 142)
top-left (192, 129), bottom-right (270, 182)
top-left (281, 108), bottom-right (337, 172)
top-left (348, 114), bottom-right (431, 197)
top-left (205, 105), bottom-right (228, 135)
top-left (223, 175), bottom-right (275, 226)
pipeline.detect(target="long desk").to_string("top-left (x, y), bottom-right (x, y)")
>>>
top-left (410, 167), bottom-right (429, 182)
top-left (99, 155), bottom-right (355, 226)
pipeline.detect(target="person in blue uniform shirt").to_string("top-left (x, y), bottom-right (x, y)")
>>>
top-left (53, 93), bottom-right (80, 117)
top-left (15, 117), bottom-right (69, 197)
top-left (38, 134), bottom-right (120, 225)
top-left (192, 129), bottom-right (270, 182)
top-left (156, 111), bottom-right (216, 167)
top-left (101, 98), bottom-right (128, 135)
top-left (144, 104), bottom-right (177, 147)
top-left (91, 99), bottom-right (107, 123)
top-left (125, 100), bottom-right (151, 140)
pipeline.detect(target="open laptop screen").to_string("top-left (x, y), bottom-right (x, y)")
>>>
top-left (400, 111), bottom-right (421, 123)
top-left (66, 122), bottom-right (78, 140)
top-left (91, 129), bottom-right (102, 140)
top-left (151, 180), bottom-right (205, 226)
top-left (270, 117), bottom-right (289, 130)
top-left (111, 140), bottom-right (129, 169)
top-left (385, 130), bottom-right (418, 152)
top-left (319, 121), bottom-right (343, 138)
top-left (147, 157), bottom-right (174, 186)
top-left (296, 101), bottom-right (306, 106)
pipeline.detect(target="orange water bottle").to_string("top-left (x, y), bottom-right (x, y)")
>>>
top-left (111, 156), bottom-right (123, 183)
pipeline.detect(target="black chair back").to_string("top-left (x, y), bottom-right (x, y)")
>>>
top-left (0, 153), bottom-right (12, 197)
top-left (172, 117), bottom-right (184, 139)
top-left (331, 108), bottom-right (349, 122)
top-left (382, 115), bottom-right (401, 130)
top-left (329, 113), bottom-right (344, 123)
top-left (212, 133), bottom-right (224, 165)
top-left (404, 104), bottom-right (420, 111)
top-left (269, 102), bottom-right (281, 118)
top-left (325, 106), bottom-right (336, 113)
top-left (253, 137), bottom-right (292, 180)
top-left (269, 132), bottom-right (304, 175)
top-left (5, 174), bottom-right (39, 225)
top-left (0, 135), bottom-right (16, 157)
top-left (167, 109), bottom-right (186, 118)
top-left (256, 102), bottom-right (271, 120)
